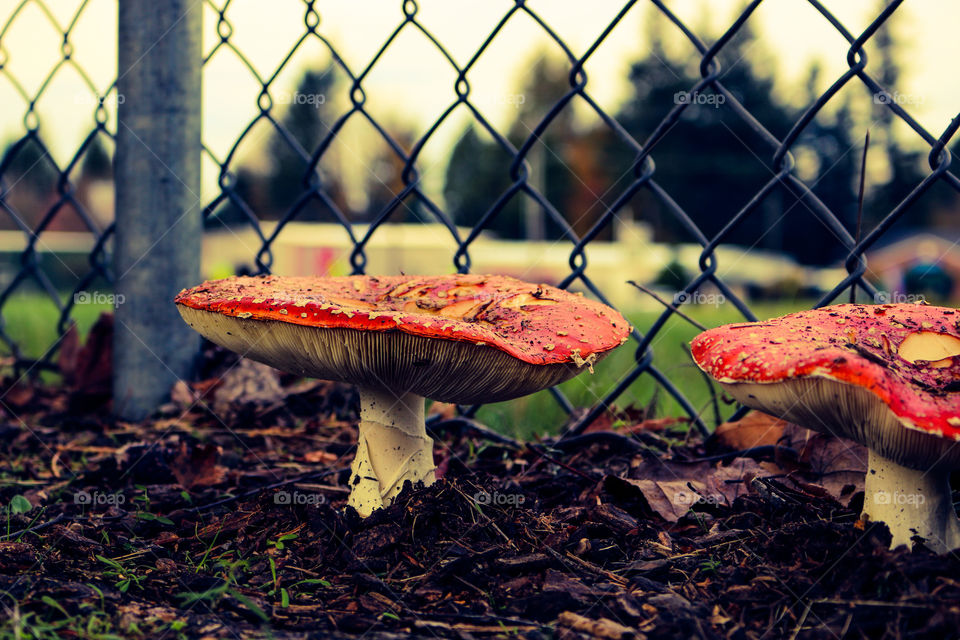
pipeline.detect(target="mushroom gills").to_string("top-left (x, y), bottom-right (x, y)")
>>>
top-left (720, 377), bottom-right (960, 553)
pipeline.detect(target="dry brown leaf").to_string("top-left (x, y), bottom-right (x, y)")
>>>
top-left (708, 411), bottom-right (867, 507)
top-left (170, 380), bottom-right (196, 407)
top-left (713, 410), bottom-right (787, 450)
top-left (622, 478), bottom-right (707, 521)
top-left (612, 416), bottom-right (689, 435)
top-left (426, 401), bottom-right (457, 420)
top-left (781, 422), bottom-right (867, 506)
top-left (56, 323), bottom-right (80, 379)
top-left (556, 611), bottom-right (638, 640)
top-left (4, 377), bottom-right (34, 407)
top-left (170, 441), bottom-right (227, 489)
top-left (784, 423), bottom-right (868, 475)
top-left (303, 450), bottom-right (339, 464)
top-left (608, 456), bottom-right (769, 522)
top-left (58, 313), bottom-right (113, 410)
top-left (212, 358), bottom-right (284, 415)
top-left (582, 406), bottom-right (646, 433)
top-left (75, 313), bottom-right (113, 394)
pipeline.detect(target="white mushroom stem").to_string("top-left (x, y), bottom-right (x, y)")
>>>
top-left (862, 450), bottom-right (960, 553)
top-left (346, 387), bottom-right (436, 517)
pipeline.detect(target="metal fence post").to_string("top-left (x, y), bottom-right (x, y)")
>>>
top-left (114, 2), bottom-right (203, 420)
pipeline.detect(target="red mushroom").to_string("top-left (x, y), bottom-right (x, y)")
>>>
top-left (175, 274), bottom-right (630, 516)
top-left (692, 303), bottom-right (960, 552)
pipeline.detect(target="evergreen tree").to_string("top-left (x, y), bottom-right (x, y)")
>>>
top-left (865, 3), bottom-right (930, 233)
top-left (0, 134), bottom-right (58, 230)
top-left (608, 12), bottom-right (861, 265)
top-left (266, 66), bottom-right (346, 222)
top-left (205, 167), bottom-right (258, 230)
top-left (444, 54), bottom-right (592, 240)
top-left (444, 125), bottom-right (524, 239)
top-left (363, 129), bottom-right (428, 224)
top-left (506, 56), bottom-right (576, 241)
top-left (79, 135), bottom-right (112, 181)
top-left (792, 63), bottom-right (859, 253)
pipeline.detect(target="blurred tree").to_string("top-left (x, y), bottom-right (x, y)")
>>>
top-left (506, 56), bottom-right (577, 241)
top-left (444, 54), bottom-right (609, 240)
top-left (652, 254), bottom-right (689, 291)
top-left (564, 128), bottom-right (616, 241)
top-left (792, 63), bottom-right (858, 252)
top-left (208, 65), bottom-right (349, 230)
top-left (444, 125), bottom-right (524, 238)
top-left (864, 4), bottom-right (929, 233)
top-left (0, 134), bottom-right (58, 230)
top-left (79, 135), bottom-right (112, 181)
top-left (904, 261), bottom-right (953, 303)
top-left (204, 166), bottom-right (259, 230)
top-left (607, 11), bottom-right (866, 265)
top-left (74, 134), bottom-right (115, 229)
top-left (1, 136), bottom-right (57, 194)
top-left (362, 129), bottom-right (428, 224)
top-left (265, 66), bottom-right (347, 222)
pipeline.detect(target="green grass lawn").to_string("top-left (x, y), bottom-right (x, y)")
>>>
top-left (1, 292), bottom-right (807, 437)
top-left (475, 301), bottom-right (811, 438)
top-left (0, 292), bottom-right (111, 362)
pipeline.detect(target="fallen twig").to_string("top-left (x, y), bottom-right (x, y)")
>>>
top-left (426, 416), bottom-right (521, 448)
top-left (0, 513), bottom-right (67, 541)
top-left (626, 280), bottom-right (707, 331)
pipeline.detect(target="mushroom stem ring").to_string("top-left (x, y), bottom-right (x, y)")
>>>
top-left (347, 388), bottom-right (435, 517)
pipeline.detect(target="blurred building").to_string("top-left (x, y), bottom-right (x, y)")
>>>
top-left (202, 219), bottom-right (828, 308)
top-left (866, 231), bottom-right (960, 302)
top-left (0, 219), bottom-right (841, 308)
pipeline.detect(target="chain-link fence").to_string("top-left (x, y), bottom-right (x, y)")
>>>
top-left (1, 0), bottom-right (958, 433)
top-left (0, 0), bottom-right (116, 370)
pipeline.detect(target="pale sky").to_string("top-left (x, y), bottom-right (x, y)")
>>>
top-left (1, 0), bottom-right (957, 207)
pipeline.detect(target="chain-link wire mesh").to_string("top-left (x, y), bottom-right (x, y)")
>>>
top-left (1, 0), bottom-right (958, 433)
top-left (0, 0), bottom-right (117, 372)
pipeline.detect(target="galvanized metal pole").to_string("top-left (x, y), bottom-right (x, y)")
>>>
top-left (114, 2), bottom-right (202, 420)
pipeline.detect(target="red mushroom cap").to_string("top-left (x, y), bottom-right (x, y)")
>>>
top-left (175, 274), bottom-right (630, 366)
top-left (691, 303), bottom-right (960, 440)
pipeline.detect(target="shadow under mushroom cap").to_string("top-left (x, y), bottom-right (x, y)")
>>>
top-left (175, 274), bottom-right (632, 404)
top-left (177, 306), bottom-right (591, 404)
top-left (175, 274), bottom-right (630, 366)
top-left (691, 303), bottom-right (960, 445)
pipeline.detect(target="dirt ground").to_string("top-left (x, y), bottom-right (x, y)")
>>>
top-left (2, 340), bottom-right (960, 639)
